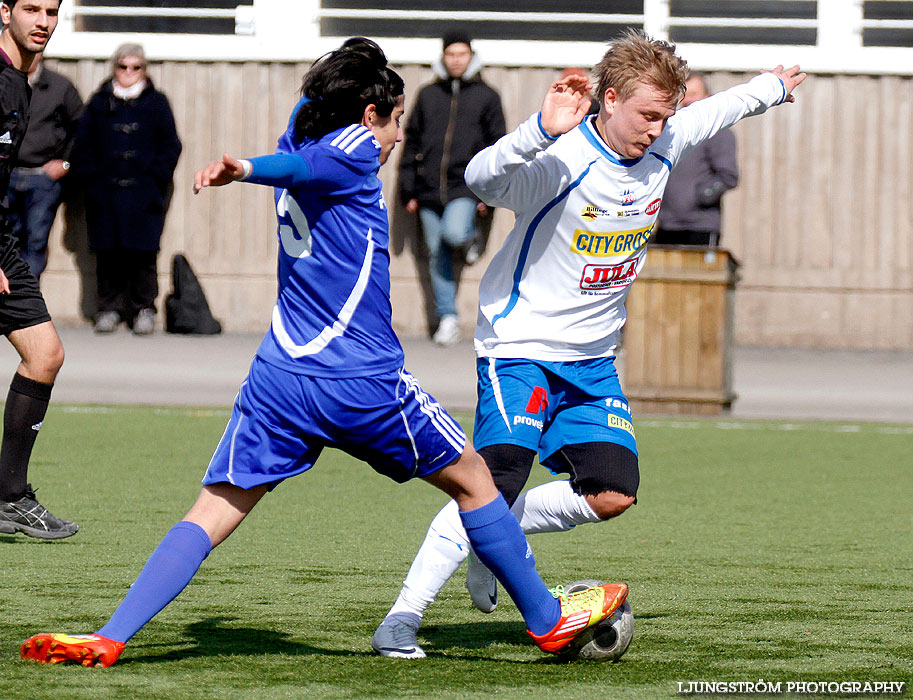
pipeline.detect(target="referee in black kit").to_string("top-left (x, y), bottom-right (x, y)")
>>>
top-left (0, 0), bottom-right (75, 540)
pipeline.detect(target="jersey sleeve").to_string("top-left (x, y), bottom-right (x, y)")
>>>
top-left (246, 153), bottom-right (312, 186)
top-left (662, 72), bottom-right (787, 167)
top-left (246, 147), bottom-right (367, 192)
top-left (464, 112), bottom-right (566, 211)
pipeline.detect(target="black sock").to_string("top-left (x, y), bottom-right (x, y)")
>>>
top-left (0, 373), bottom-right (53, 502)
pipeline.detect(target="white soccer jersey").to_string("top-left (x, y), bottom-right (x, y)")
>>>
top-left (466, 72), bottom-right (787, 361)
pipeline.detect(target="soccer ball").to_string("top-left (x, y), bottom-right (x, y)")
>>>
top-left (559, 579), bottom-right (634, 662)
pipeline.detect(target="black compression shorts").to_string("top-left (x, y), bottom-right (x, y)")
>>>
top-left (479, 441), bottom-right (639, 507)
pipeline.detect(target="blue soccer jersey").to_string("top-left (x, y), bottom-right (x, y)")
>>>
top-left (248, 100), bottom-right (404, 377)
top-left (202, 103), bottom-right (468, 489)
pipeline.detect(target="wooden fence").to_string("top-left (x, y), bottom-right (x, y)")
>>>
top-left (39, 60), bottom-right (913, 349)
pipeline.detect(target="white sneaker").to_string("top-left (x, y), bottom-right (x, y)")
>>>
top-left (433, 314), bottom-right (461, 346)
top-left (465, 549), bottom-right (498, 613)
top-left (464, 241), bottom-right (482, 265)
top-left (94, 311), bottom-right (119, 334)
top-left (371, 613), bottom-right (426, 659)
top-left (133, 308), bottom-right (155, 335)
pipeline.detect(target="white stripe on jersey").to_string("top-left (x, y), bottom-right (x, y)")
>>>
top-left (342, 130), bottom-right (374, 154)
top-left (271, 229), bottom-right (375, 358)
top-left (330, 124), bottom-right (361, 148)
top-left (332, 124), bottom-right (373, 154)
top-left (398, 370), bottom-right (465, 452)
top-left (487, 358), bottom-right (513, 434)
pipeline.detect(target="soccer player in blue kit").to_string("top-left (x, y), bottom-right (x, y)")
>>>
top-left (19, 38), bottom-right (626, 668)
top-left (373, 31), bottom-right (806, 658)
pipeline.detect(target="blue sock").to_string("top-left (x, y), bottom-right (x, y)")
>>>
top-left (459, 494), bottom-right (560, 636)
top-left (97, 521), bottom-right (212, 643)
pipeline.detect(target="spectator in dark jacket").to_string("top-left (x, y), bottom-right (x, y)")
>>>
top-left (71, 43), bottom-right (182, 335)
top-left (398, 30), bottom-right (505, 346)
top-left (654, 72), bottom-right (739, 247)
top-left (7, 55), bottom-right (82, 279)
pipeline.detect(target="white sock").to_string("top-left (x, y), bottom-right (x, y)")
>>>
top-left (512, 480), bottom-right (602, 535)
top-left (386, 499), bottom-right (469, 620)
top-left (385, 480), bottom-right (602, 621)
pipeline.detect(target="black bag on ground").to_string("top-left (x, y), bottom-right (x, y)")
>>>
top-left (164, 254), bottom-right (222, 335)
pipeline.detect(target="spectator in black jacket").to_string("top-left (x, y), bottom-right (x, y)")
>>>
top-left (654, 72), bottom-right (739, 247)
top-left (7, 54), bottom-right (82, 279)
top-left (71, 43), bottom-right (182, 335)
top-left (398, 30), bottom-right (505, 346)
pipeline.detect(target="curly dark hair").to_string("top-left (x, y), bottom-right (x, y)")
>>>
top-left (294, 38), bottom-right (404, 141)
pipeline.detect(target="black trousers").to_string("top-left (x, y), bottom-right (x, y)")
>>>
top-left (95, 249), bottom-right (158, 320)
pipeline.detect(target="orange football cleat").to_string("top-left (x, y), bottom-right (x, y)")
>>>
top-left (529, 582), bottom-right (629, 654)
top-left (20, 633), bottom-right (125, 668)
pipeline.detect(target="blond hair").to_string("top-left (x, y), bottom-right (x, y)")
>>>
top-left (593, 30), bottom-right (688, 103)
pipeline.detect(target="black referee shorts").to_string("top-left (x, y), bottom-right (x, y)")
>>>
top-left (0, 234), bottom-right (51, 336)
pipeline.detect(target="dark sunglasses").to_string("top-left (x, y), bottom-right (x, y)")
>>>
top-left (116, 64), bottom-right (145, 72)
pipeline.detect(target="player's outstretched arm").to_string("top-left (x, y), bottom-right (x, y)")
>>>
top-left (539, 74), bottom-right (594, 138)
top-left (765, 64), bottom-right (807, 103)
top-left (193, 153), bottom-right (246, 194)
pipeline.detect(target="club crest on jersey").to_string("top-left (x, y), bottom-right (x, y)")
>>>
top-left (621, 189), bottom-right (636, 206)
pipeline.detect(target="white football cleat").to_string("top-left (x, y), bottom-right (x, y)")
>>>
top-left (371, 613), bottom-right (425, 659)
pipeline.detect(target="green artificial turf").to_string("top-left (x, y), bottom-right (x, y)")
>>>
top-left (1, 407), bottom-right (911, 699)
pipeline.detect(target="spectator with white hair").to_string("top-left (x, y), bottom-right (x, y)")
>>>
top-left (71, 43), bottom-right (182, 335)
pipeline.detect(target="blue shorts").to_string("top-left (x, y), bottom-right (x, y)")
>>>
top-left (203, 356), bottom-right (466, 489)
top-left (474, 356), bottom-right (637, 466)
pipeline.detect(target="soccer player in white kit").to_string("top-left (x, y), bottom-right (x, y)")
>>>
top-left (373, 31), bottom-right (806, 658)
